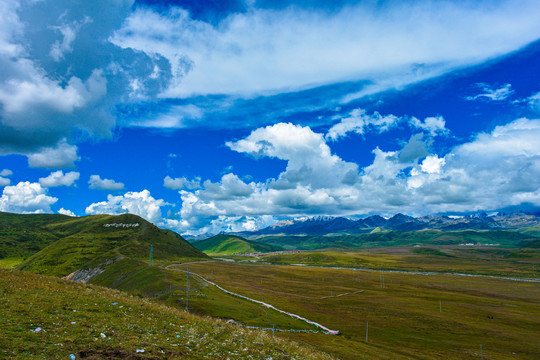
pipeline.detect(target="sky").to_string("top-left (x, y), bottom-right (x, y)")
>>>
top-left (1, 0), bottom-right (540, 236)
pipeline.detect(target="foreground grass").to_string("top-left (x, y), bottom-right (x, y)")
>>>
top-left (183, 261), bottom-right (540, 360)
top-left (0, 269), bottom-right (333, 360)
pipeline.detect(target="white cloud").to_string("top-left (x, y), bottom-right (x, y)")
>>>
top-left (39, 170), bottom-right (80, 187)
top-left (0, 169), bottom-right (13, 177)
top-left (88, 175), bottom-right (125, 191)
top-left (410, 116), bottom-right (448, 137)
top-left (466, 83), bottom-right (514, 102)
top-left (112, 1), bottom-right (540, 99)
top-left (0, 181), bottom-right (58, 214)
top-left (326, 109), bottom-right (401, 141)
top-left (420, 155), bottom-right (446, 174)
top-left (132, 104), bottom-right (204, 128)
top-left (227, 122), bottom-right (359, 189)
top-left (26, 139), bottom-right (80, 169)
top-left (163, 175), bottom-right (201, 190)
top-left (0, 169), bottom-right (12, 187)
top-left (527, 91), bottom-right (540, 111)
top-left (85, 190), bottom-right (168, 224)
top-left (58, 208), bottom-right (76, 216)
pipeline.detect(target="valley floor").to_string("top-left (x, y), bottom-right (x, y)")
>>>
top-left (168, 258), bottom-right (540, 360)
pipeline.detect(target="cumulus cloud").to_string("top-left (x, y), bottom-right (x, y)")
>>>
top-left (112, 1), bottom-right (540, 99)
top-left (163, 175), bottom-right (201, 190)
top-left (85, 190), bottom-right (168, 224)
top-left (0, 182), bottom-right (58, 213)
top-left (88, 175), bottom-right (125, 191)
top-left (420, 155), bottom-right (446, 174)
top-left (58, 208), bottom-right (76, 216)
top-left (0, 169), bottom-right (12, 186)
top-left (39, 170), bottom-right (80, 188)
top-left (326, 109), bottom-right (401, 141)
top-left (172, 118), bottom-right (540, 234)
top-left (26, 139), bottom-right (80, 169)
top-left (466, 83), bottom-right (514, 102)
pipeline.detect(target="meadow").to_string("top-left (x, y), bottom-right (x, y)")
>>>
top-left (166, 254), bottom-right (540, 360)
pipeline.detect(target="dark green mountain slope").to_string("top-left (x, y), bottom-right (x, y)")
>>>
top-left (193, 234), bottom-right (282, 255)
top-left (12, 213), bottom-right (206, 277)
top-left (0, 211), bottom-right (76, 259)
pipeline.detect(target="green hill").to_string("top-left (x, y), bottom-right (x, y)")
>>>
top-left (0, 269), bottom-right (331, 360)
top-left (0, 211), bottom-right (75, 260)
top-left (193, 234), bottom-right (282, 255)
top-left (0, 212), bottom-right (207, 277)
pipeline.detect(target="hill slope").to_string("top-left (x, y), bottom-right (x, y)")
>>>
top-left (12, 213), bottom-right (207, 277)
top-left (0, 211), bottom-right (76, 259)
top-left (193, 234), bottom-right (282, 255)
top-left (0, 269), bottom-right (331, 360)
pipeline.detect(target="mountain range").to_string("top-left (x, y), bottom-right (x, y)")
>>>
top-left (234, 212), bottom-right (540, 236)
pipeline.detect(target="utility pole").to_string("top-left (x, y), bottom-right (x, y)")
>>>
top-left (366, 321), bottom-right (369, 342)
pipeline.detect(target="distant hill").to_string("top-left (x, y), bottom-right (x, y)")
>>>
top-left (234, 212), bottom-right (540, 237)
top-left (192, 234), bottom-right (282, 255)
top-left (0, 212), bottom-right (207, 278)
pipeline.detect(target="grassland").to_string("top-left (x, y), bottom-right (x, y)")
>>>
top-left (259, 247), bottom-right (540, 278)
top-left (192, 234), bottom-right (282, 255)
top-left (177, 260), bottom-right (540, 360)
top-left (0, 269), bottom-right (332, 359)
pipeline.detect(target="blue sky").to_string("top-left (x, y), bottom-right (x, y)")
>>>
top-left (1, 0), bottom-right (540, 235)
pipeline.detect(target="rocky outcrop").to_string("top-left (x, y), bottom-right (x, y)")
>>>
top-left (63, 257), bottom-right (123, 283)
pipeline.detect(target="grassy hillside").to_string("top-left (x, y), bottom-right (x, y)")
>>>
top-left (193, 234), bottom-right (282, 255)
top-left (0, 211), bottom-right (75, 259)
top-left (0, 269), bottom-right (332, 360)
top-left (15, 213), bottom-right (207, 277)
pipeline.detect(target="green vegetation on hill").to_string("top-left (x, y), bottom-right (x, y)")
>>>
top-left (7, 212), bottom-right (207, 277)
top-left (248, 229), bottom-right (538, 250)
top-left (0, 212), bottom-right (74, 259)
top-left (0, 269), bottom-right (331, 360)
top-left (193, 234), bottom-right (282, 255)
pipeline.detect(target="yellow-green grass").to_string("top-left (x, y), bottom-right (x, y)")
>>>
top-left (261, 247), bottom-right (540, 278)
top-left (0, 269), bottom-right (333, 360)
top-left (0, 257), bottom-right (23, 269)
top-left (180, 261), bottom-right (540, 360)
top-left (90, 258), bottom-right (321, 331)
